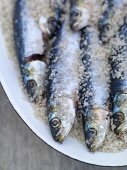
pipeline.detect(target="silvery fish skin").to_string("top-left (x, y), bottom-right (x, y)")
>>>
top-left (47, 17), bottom-right (80, 143)
top-left (79, 27), bottom-right (110, 152)
top-left (70, 0), bottom-right (95, 30)
top-left (110, 17), bottom-right (127, 136)
top-left (14, 0), bottom-right (46, 104)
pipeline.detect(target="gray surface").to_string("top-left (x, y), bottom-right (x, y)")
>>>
top-left (0, 83), bottom-right (126, 170)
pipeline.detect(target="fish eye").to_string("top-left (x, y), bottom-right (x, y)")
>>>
top-left (26, 80), bottom-right (37, 89)
top-left (48, 16), bottom-right (56, 25)
top-left (48, 17), bottom-right (57, 32)
top-left (112, 112), bottom-right (125, 125)
top-left (50, 117), bottom-right (61, 128)
top-left (86, 128), bottom-right (97, 139)
top-left (71, 9), bottom-right (81, 18)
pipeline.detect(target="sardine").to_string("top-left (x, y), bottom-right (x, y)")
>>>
top-left (79, 27), bottom-right (110, 152)
top-left (14, 0), bottom-right (47, 104)
top-left (47, 16), bottom-right (80, 142)
top-left (110, 16), bottom-right (127, 136)
top-left (70, 0), bottom-right (97, 31)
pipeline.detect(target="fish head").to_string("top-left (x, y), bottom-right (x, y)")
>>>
top-left (47, 16), bottom-right (60, 37)
top-left (39, 16), bottom-right (60, 40)
top-left (70, 6), bottom-right (90, 31)
top-left (24, 61), bottom-right (46, 103)
top-left (48, 98), bottom-right (75, 143)
top-left (85, 108), bottom-right (109, 152)
top-left (39, 16), bottom-right (51, 40)
top-left (111, 93), bottom-right (127, 135)
top-left (49, 115), bottom-right (64, 143)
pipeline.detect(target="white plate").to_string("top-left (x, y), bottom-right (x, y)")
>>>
top-left (0, 25), bottom-right (127, 167)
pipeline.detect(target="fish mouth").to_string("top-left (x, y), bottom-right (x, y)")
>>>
top-left (49, 116), bottom-right (73, 143)
top-left (114, 127), bottom-right (124, 136)
top-left (71, 20), bottom-right (87, 31)
top-left (25, 79), bottom-right (37, 97)
top-left (114, 123), bottom-right (127, 136)
top-left (85, 127), bottom-right (98, 152)
top-left (50, 128), bottom-right (65, 143)
top-left (25, 79), bottom-right (42, 103)
top-left (49, 117), bottom-right (65, 143)
top-left (85, 143), bottom-right (98, 153)
top-left (52, 133), bottom-right (64, 143)
top-left (85, 137), bottom-right (102, 153)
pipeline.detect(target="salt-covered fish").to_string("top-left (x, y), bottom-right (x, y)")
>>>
top-left (110, 16), bottom-right (127, 136)
top-left (47, 15), bottom-right (80, 142)
top-left (14, 0), bottom-right (47, 104)
top-left (79, 26), bottom-right (110, 152)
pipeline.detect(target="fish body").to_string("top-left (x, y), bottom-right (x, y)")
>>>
top-left (79, 27), bottom-right (110, 152)
top-left (110, 17), bottom-right (127, 136)
top-left (47, 16), bottom-right (80, 142)
top-left (14, 0), bottom-right (47, 104)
